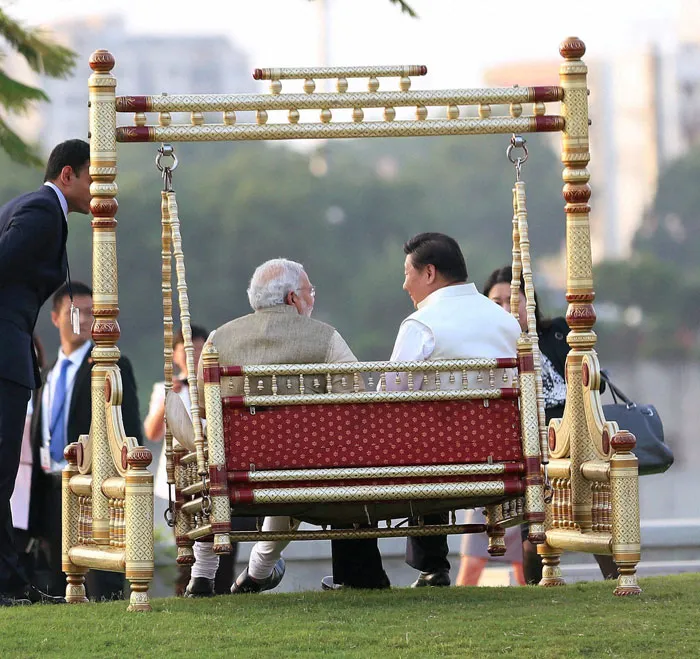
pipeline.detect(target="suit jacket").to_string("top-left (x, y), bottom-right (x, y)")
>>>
top-left (28, 349), bottom-right (143, 536)
top-left (0, 186), bottom-right (67, 389)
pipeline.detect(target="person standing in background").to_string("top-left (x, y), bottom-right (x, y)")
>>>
top-left (0, 139), bottom-right (91, 606)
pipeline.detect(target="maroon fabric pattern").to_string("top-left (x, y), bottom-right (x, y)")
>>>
top-left (223, 399), bottom-right (522, 471)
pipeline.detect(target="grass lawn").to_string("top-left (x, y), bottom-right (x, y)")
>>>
top-left (1, 574), bottom-right (698, 658)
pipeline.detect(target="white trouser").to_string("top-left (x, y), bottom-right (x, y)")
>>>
top-left (191, 516), bottom-right (299, 581)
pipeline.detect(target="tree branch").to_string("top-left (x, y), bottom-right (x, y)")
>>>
top-left (0, 8), bottom-right (76, 78)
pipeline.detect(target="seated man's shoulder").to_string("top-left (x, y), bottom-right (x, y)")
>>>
top-left (212, 314), bottom-right (255, 336)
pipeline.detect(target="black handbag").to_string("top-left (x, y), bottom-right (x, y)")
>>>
top-left (600, 371), bottom-right (673, 476)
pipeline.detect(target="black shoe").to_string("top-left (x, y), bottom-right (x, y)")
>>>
top-left (411, 569), bottom-right (451, 588)
top-left (16, 584), bottom-right (66, 604)
top-left (0, 595), bottom-right (31, 607)
top-left (184, 577), bottom-right (215, 598)
top-left (231, 558), bottom-right (285, 594)
top-left (321, 576), bottom-right (343, 591)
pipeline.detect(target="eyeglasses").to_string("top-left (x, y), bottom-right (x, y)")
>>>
top-left (296, 285), bottom-right (316, 298)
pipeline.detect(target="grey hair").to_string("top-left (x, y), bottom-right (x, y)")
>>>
top-left (247, 258), bottom-right (306, 311)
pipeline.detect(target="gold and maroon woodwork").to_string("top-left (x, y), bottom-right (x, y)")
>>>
top-left (65, 38), bottom-right (642, 609)
top-left (60, 50), bottom-right (155, 611)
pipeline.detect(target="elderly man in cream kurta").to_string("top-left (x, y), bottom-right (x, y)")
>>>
top-left (187, 258), bottom-right (357, 597)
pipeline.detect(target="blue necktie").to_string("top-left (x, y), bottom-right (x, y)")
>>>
top-left (49, 359), bottom-right (72, 463)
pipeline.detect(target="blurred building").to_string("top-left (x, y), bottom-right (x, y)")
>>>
top-left (35, 16), bottom-right (255, 149)
top-left (484, 49), bottom-right (684, 265)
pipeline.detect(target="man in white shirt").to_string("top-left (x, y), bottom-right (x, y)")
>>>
top-left (28, 282), bottom-right (142, 599)
top-left (332, 233), bottom-right (520, 589)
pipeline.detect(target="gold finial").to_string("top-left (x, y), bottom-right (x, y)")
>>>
top-left (303, 78), bottom-right (316, 94)
top-left (337, 77), bottom-right (348, 93)
top-left (559, 36), bottom-right (586, 59)
top-left (89, 49), bottom-right (115, 72)
top-left (288, 109), bottom-right (300, 124)
top-left (223, 111), bottom-right (236, 125)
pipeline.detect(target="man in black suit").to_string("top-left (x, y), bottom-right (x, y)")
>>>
top-left (0, 139), bottom-right (91, 606)
top-left (29, 282), bottom-right (142, 600)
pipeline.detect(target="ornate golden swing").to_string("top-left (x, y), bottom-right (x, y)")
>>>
top-left (62, 37), bottom-right (641, 611)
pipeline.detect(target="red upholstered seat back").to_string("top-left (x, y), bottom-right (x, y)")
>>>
top-left (223, 399), bottom-right (522, 471)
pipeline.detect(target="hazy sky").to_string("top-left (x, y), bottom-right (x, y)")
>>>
top-left (6, 0), bottom-right (684, 88)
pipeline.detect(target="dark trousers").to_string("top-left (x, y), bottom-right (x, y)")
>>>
top-left (33, 474), bottom-right (125, 600)
top-left (331, 525), bottom-right (390, 588)
top-left (0, 378), bottom-right (30, 594)
top-left (405, 512), bottom-right (451, 573)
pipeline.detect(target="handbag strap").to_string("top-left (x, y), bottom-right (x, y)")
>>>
top-left (600, 370), bottom-right (635, 407)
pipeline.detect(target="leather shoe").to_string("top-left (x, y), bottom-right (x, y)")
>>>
top-left (16, 584), bottom-right (65, 604)
top-left (0, 595), bottom-right (31, 607)
top-left (184, 577), bottom-right (215, 598)
top-left (411, 569), bottom-right (451, 588)
top-left (321, 576), bottom-right (343, 591)
top-left (231, 558), bottom-right (285, 594)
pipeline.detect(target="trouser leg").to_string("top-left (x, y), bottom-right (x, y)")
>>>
top-left (331, 525), bottom-right (390, 588)
top-left (248, 516), bottom-right (298, 580)
top-left (0, 379), bottom-right (30, 594)
top-left (405, 512), bottom-right (450, 573)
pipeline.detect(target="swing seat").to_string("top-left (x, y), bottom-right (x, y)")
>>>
top-left (222, 397), bottom-right (525, 524)
top-left (168, 351), bottom-right (545, 538)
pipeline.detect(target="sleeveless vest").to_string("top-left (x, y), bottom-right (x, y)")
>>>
top-left (210, 305), bottom-right (337, 396)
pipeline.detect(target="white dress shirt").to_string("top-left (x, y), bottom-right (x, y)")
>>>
top-left (41, 341), bottom-right (92, 472)
top-left (386, 283), bottom-right (520, 391)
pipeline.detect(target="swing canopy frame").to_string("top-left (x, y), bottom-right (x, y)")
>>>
top-left (59, 37), bottom-right (641, 611)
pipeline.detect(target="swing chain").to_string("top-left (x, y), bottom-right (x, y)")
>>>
top-left (201, 475), bottom-right (212, 516)
top-left (164, 485), bottom-right (176, 527)
top-left (506, 134), bottom-right (528, 181)
top-left (543, 464), bottom-right (553, 504)
top-left (156, 143), bottom-right (178, 192)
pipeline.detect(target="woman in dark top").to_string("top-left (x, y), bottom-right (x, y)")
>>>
top-left (482, 266), bottom-right (617, 584)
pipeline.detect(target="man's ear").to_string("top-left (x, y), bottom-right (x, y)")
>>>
top-left (50, 309), bottom-right (60, 329)
top-left (284, 291), bottom-right (295, 306)
top-left (59, 165), bottom-right (74, 185)
top-left (425, 264), bottom-right (437, 283)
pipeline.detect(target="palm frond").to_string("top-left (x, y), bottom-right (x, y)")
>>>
top-left (0, 69), bottom-right (48, 112)
top-left (0, 8), bottom-right (76, 78)
top-left (0, 114), bottom-right (43, 167)
top-left (388, 0), bottom-right (418, 18)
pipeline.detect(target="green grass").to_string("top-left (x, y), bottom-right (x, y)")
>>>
top-left (1, 575), bottom-right (699, 658)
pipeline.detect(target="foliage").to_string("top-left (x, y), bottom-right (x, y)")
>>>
top-left (0, 575), bottom-right (698, 658)
top-left (0, 7), bottom-right (76, 166)
top-left (594, 148), bottom-right (700, 361)
top-left (0, 133), bottom-right (565, 414)
top-left (309, 0), bottom-right (418, 18)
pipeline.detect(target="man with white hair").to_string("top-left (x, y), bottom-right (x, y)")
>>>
top-left (186, 258), bottom-right (365, 596)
